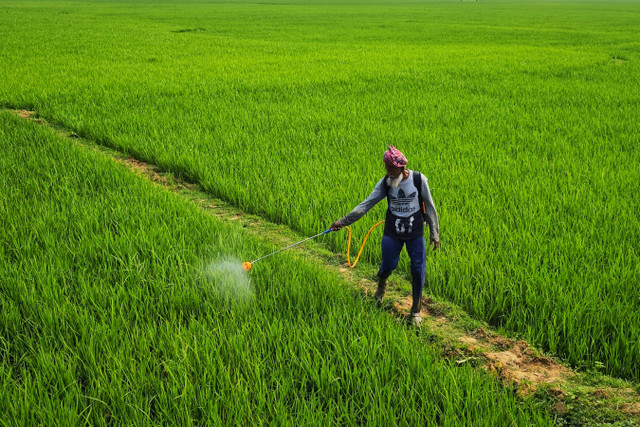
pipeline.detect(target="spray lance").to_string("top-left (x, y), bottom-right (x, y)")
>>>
top-left (243, 220), bottom-right (386, 271)
top-left (243, 228), bottom-right (333, 270)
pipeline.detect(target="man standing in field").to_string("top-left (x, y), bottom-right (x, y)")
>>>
top-left (331, 146), bottom-right (439, 326)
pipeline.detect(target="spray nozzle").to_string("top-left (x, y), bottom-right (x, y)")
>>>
top-left (242, 262), bottom-right (252, 271)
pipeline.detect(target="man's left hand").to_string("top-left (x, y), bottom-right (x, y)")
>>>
top-left (430, 239), bottom-right (440, 251)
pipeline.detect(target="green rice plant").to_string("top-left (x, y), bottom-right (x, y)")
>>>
top-left (0, 113), bottom-right (554, 424)
top-left (1, 0), bottom-right (639, 382)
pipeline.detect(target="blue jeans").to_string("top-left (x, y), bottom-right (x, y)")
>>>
top-left (377, 235), bottom-right (426, 308)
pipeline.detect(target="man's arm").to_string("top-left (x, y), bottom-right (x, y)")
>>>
top-left (331, 178), bottom-right (386, 230)
top-left (420, 175), bottom-right (440, 247)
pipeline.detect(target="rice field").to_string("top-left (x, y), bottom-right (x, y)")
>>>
top-left (0, 112), bottom-right (557, 424)
top-left (1, 0), bottom-right (639, 421)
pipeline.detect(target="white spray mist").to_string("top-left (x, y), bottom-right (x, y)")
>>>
top-left (202, 255), bottom-right (254, 305)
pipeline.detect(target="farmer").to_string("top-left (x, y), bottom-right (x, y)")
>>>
top-left (331, 145), bottom-right (439, 326)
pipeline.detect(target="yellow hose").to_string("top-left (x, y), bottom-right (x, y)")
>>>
top-left (344, 220), bottom-right (385, 268)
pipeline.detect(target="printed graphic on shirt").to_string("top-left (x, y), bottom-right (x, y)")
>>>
top-left (388, 188), bottom-right (417, 205)
top-left (395, 216), bottom-right (414, 235)
top-left (387, 183), bottom-right (420, 216)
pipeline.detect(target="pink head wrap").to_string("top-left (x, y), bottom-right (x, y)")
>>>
top-left (383, 145), bottom-right (407, 168)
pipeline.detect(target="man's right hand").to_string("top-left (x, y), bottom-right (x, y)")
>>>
top-left (330, 220), bottom-right (343, 231)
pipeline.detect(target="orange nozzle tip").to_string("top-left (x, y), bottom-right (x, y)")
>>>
top-left (242, 262), bottom-right (252, 271)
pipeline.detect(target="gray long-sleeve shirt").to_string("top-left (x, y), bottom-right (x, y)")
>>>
top-left (339, 170), bottom-right (440, 241)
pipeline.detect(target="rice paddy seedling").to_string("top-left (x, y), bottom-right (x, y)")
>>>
top-left (1, 0), bottom-right (639, 402)
top-left (44, 1), bottom-right (640, 382)
top-left (0, 112), bottom-right (555, 424)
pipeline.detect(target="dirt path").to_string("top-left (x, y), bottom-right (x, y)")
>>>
top-left (9, 109), bottom-right (640, 425)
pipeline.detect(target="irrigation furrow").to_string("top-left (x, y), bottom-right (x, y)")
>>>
top-left (9, 108), bottom-right (640, 424)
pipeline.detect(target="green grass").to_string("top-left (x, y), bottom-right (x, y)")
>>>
top-left (0, 112), bottom-right (555, 424)
top-left (1, 0), bottom-right (639, 384)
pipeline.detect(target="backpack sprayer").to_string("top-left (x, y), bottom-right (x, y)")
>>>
top-left (242, 221), bottom-right (385, 271)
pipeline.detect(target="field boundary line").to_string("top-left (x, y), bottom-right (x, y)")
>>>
top-left (6, 108), bottom-right (640, 424)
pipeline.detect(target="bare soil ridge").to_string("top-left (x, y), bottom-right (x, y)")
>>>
top-left (9, 109), bottom-right (640, 425)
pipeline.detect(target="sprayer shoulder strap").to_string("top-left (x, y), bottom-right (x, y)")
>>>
top-left (412, 171), bottom-right (423, 203)
top-left (413, 170), bottom-right (428, 219)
